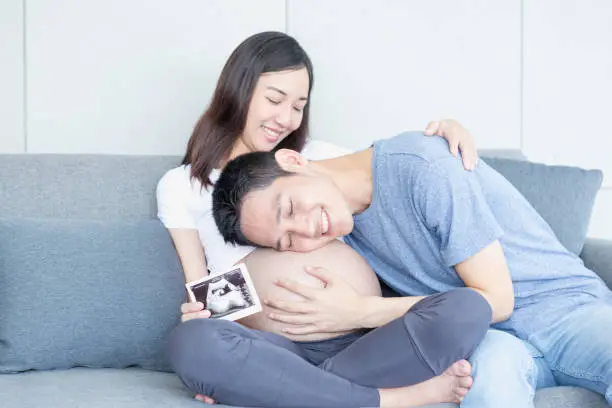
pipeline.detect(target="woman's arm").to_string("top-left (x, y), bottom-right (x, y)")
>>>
top-left (167, 228), bottom-right (212, 325)
top-left (158, 173), bottom-right (215, 405)
top-left (168, 228), bottom-right (209, 284)
top-left (156, 168), bottom-right (209, 284)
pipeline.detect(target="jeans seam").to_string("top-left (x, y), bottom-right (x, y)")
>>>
top-left (525, 355), bottom-right (537, 400)
top-left (549, 363), bottom-right (607, 383)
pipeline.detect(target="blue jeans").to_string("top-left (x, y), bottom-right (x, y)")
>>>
top-left (463, 301), bottom-right (612, 408)
top-left (529, 301), bottom-right (612, 403)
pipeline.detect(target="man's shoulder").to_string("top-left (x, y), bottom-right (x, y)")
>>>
top-left (374, 131), bottom-right (455, 163)
top-left (303, 139), bottom-right (354, 160)
top-left (372, 131), bottom-right (464, 183)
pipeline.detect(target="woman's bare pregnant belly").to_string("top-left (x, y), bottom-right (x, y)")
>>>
top-left (237, 239), bottom-right (382, 342)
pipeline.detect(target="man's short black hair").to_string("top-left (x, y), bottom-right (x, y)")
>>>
top-left (212, 151), bottom-right (293, 246)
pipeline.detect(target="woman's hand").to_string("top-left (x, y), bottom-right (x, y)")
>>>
top-left (180, 302), bottom-right (216, 404)
top-left (265, 266), bottom-right (367, 335)
top-left (180, 301), bottom-right (211, 323)
top-left (424, 119), bottom-right (478, 170)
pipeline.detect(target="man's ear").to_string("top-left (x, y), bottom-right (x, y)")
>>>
top-left (275, 149), bottom-right (308, 172)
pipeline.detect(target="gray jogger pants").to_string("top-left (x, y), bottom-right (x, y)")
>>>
top-left (167, 288), bottom-right (491, 408)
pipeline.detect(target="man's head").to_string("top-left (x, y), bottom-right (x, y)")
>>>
top-left (212, 149), bottom-right (354, 252)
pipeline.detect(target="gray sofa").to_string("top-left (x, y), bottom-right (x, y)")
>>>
top-left (0, 151), bottom-right (610, 408)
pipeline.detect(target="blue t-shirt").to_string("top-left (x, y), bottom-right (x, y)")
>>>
top-left (344, 131), bottom-right (611, 339)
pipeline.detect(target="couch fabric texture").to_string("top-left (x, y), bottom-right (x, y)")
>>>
top-left (481, 157), bottom-right (603, 255)
top-left (0, 217), bottom-right (184, 373)
top-left (0, 151), bottom-right (609, 408)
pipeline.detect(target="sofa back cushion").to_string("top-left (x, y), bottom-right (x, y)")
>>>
top-left (0, 217), bottom-right (185, 373)
top-left (0, 154), bottom-right (181, 220)
top-left (482, 157), bottom-right (603, 255)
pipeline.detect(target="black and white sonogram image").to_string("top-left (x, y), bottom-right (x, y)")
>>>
top-left (186, 264), bottom-right (261, 321)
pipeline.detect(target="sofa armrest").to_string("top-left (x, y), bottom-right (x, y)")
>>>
top-left (580, 238), bottom-right (612, 289)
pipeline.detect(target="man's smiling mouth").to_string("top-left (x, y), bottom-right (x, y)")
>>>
top-left (321, 208), bottom-right (330, 235)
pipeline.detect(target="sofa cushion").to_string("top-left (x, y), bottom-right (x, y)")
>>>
top-left (0, 368), bottom-right (606, 408)
top-left (0, 368), bottom-right (220, 408)
top-left (482, 157), bottom-right (603, 255)
top-left (580, 238), bottom-right (612, 289)
top-left (0, 218), bottom-right (185, 373)
top-left (533, 386), bottom-right (609, 408)
top-left (479, 149), bottom-right (527, 161)
top-left (0, 154), bottom-right (180, 220)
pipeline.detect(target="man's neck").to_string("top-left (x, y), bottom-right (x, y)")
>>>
top-left (309, 148), bottom-right (373, 215)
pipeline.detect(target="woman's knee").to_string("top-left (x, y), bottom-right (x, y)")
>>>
top-left (166, 318), bottom-right (238, 377)
top-left (444, 288), bottom-right (492, 325)
top-left (399, 289), bottom-right (493, 374)
top-left (408, 288), bottom-right (492, 340)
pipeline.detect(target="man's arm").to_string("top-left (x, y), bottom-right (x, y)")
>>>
top-left (454, 240), bottom-right (514, 323)
top-left (359, 295), bottom-right (427, 328)
top-left (359, 250), bottom-right (512, 328)
top-left (358, 247), bottom-right (513, 328)
top-left (411, 157), bottom-right (515, 324)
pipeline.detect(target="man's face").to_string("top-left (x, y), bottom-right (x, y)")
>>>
top-left (239, 174), bottom-right (354, 252)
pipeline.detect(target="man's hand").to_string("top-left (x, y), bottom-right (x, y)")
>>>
top-left (265, 266), bottom-right (366, 335)
top-left (424, 119), bottom-right (478, 170)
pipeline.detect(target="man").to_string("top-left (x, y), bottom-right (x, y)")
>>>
top-left (212, 131), bottom-right (612, 407)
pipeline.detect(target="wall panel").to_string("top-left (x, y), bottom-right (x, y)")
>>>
top-left (26, 0), bottom-right (285, 154)
top-left (288, 0), bottom-right (522, 150)
top-left (523, 0), bottom-right (612, 187)
top-left (0, 0), bottom-right (25, 153)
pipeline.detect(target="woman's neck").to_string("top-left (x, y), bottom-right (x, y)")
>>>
top-left (217, 139), bottom-right (252, 169)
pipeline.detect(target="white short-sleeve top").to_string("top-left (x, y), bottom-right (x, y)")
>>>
top-left (156, 140), bottom-right (354, 274)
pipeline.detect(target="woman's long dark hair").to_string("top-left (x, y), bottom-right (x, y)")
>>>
top-left (182, 31), bottom-right (314, 188)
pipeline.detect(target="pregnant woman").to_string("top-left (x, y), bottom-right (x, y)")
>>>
top-left (158, 31), bottom-right (487, 407)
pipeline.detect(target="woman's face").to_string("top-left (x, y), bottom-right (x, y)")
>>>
top-left (237, 67), bottom-right (310, 155)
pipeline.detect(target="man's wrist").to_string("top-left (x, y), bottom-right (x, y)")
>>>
top-left (357, 295), bottom-right (427, 329)
top-left (356, 296), bottom-right (385, 329)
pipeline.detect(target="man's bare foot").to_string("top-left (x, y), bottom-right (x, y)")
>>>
top-left (379, 360), bottom-right (473, 407)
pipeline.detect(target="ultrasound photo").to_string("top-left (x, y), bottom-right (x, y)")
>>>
top-left (186, 264), bottom-right (262, 321)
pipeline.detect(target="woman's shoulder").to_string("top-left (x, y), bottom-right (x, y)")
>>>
top-left (158, 164), bottom-right (196, 186)
top-left (159, 164), bottom-right (190, 181)
top-left (156, 164), bottom-right (204, 197)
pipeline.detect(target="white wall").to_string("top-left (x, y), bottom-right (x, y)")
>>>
top-left (25, 0), bottom-right (285, 155)
top-left (0, 0), bottom-right (610, 239)
top-left (288, 0), bottom-right (522, 150)
top-left (0, 0), bottom-right (24, 152)
top-left (522, 0), bottom-right (612, 240)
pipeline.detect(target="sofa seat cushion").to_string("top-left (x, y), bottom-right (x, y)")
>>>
top-left (0, 368), bottom-right (232, 408)
top-left (420, 386), bottom-right (608, 408)
top-left (534, 386), bottom-right (609, 408)
top-left (0, 368), bottom-right (607, 408)
top-left (0, 217), bottom-right (185, 373)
